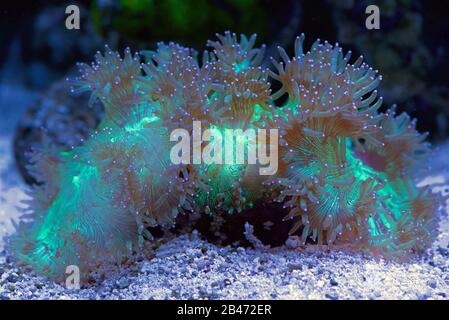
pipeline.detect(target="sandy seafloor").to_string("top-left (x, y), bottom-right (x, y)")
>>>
top-left (1, 86), bottom-right (449, 300)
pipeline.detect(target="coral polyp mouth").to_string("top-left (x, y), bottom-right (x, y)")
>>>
top-left (11, 31), bottom-right (443, 281)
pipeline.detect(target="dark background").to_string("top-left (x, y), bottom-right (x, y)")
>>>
top-left (1, 0), bottom-right (449, 141)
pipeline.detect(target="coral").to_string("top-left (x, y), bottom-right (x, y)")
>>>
top-left (267, 36), bottom-right (440, 256)
top-left (11, 31), bottom-right (442, 280)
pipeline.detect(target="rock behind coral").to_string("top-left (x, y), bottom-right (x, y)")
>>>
top-left (13, 78), bottom-right (103, 184)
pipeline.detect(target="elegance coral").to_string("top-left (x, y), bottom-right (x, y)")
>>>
top-left (11, 31), bottom-right (442, 280)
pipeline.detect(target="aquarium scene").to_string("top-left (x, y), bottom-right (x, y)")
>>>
top-left (0, 0), bottom-right (449, 303)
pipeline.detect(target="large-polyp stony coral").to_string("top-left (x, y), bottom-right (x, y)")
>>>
top-left (11, 31), bottom-right (442, 280)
